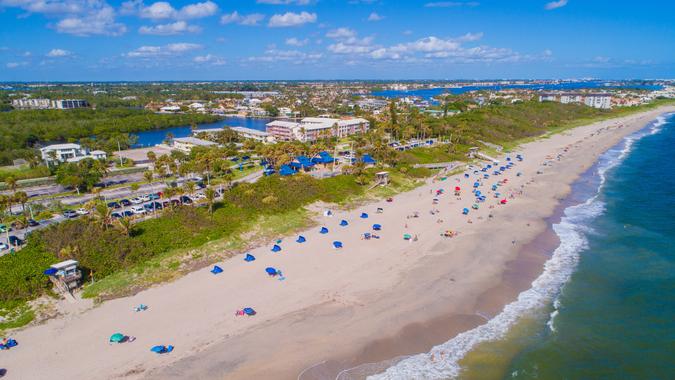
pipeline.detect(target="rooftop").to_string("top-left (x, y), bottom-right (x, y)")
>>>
top-left (173, 137), bottom-right (217, 146)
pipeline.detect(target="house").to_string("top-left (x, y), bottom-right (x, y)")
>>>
top-left (172, 137), bottom-right (218, 152)
top-left (40, 143), bottom-right (107, 165)
top-left (45, 259), bottom-right (82, 294)
top-left (160, 105), bottom-right (181, 113)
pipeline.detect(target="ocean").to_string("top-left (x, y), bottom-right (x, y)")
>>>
top-left (365, 112), bottom-right (675, 379)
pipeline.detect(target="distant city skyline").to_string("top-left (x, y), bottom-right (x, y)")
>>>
top-left (1, 0), bottom-right (673, 81)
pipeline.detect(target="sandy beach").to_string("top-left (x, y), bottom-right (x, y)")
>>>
top-left (3, 106), bottom-right (673, 380)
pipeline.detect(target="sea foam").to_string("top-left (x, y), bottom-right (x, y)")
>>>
top-left (355, 114), bottom-right (671, 380)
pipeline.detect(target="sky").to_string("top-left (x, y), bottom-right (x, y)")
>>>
top-left (0, 0), bottom-right (673, 81)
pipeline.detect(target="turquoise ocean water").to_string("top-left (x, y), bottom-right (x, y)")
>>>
top-left (363, 113), bottom-right (675, 380)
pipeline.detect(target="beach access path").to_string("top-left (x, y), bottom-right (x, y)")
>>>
top-left (3, 105), bottom-right (673, 380)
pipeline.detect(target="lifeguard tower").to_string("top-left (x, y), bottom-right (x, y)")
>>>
top-left (45, 260), bottom-right (82, 300)
top-left (375, 171), bottom-right (389, 186)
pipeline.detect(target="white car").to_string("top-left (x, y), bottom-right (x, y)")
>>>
top-left (131, 206), bottom-right (147, 214)
top-left (193, 192), bottom-right (206, 200)
top-left (76, 208), bottom-right (89, 215)
top-left (139, 195), bottom-right (150, 202)
top-left (130, 197), bottom-right (144, 204)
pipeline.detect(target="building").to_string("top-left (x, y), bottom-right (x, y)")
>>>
top-left (172, 136), bottom-right (218, 152)
top-left (40, 143), bottom-right (107, 165)
top-left (266, 117), bottom-right (369, 142)
top-left (584, 94), bottom-right (612, 109)
top-left (160, 105), bottom-right (181, 113)
top-left (560, 94), bottom-right (583, 104)
top-left (11, 98), bottom-right (89, 110)
top-left (229, 127), bottom-right (273, 143)
top-left (45, 259), bottom-right (82, 295)
top-left (538, 93), bottom-right (557, 102)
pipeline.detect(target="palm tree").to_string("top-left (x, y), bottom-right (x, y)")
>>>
top-left (93, 201), bottom-right (112, 230)
top-left (143, 170), bottom-right (154, 189)
top-left (5, 176), bottom-right (17, 193)
top-left (13, 191), bottom-right (28, 215)
top-left (115, 217), bottom-right (132, 237)
top-left (183, 181), bottom-right (196, 204)
top-left (204, 187), bottom-right (216, 217)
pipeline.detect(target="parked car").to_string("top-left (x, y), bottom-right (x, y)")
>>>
top-left (193, 192), bottom-right (206, 200)
top-left (123, 210), bottom-right (134, 217)
top-left (120, 199), bottom-right (132, 206)
top-left (107, 201), bottom-right (121, 209)
top-left (130, 206), bottom-right (146, 214)
top-left (130, 197), bottom-right (144, 204)
top-left (27, 219), bottom-right (39, 227)
top-left (147, 193), bottom-right (160, 200)
top-left (8, 235), bottom-right (24, 246)
top-left (179, 195), bottom-right (193, 204)
top-left (170, 199), bottom-right (181, 207)
top-left (0, 242), bottom-right (8, 250)
top-left (76, 208), bottom-right (89, 215)
top-left (111, 212), bottom-right (123, 219)
top-left (63, 210), bottom-right (78, 218)
top-left (196, 182), bottom-right (206, 189)
top-left (139, 195), bottom-right (151, 202)
top-left (144, 202), bottom-right (163, 211)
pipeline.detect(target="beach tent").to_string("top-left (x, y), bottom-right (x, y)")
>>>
top-left (210, 265), bottom-right (223, 275)
top-left (360, 212), bottom-right (369, 219)
top-left (150, 345), bottom-right (173, 354)
top-left (296, 235), bottom-right (306, 243)
top-left (372, 224), bottom-right (382, 231)
top-left (333, 241), bottom-right (343, 249)
top-left (110, 333), bottom-right (125, 343)
top-left (243, 307), bottom-right (256, 316)
top-left (244, 254), bottom-right (256, 262)
top-left (271, 244), bottom-right (282, 252)
top-left (320, 227), bottom-right (329, 234)
top-left (361, 154), bottom-right (376, 164)
top-left (312, 151), bottom-right (335, 164)
top-left (279, 165), bottom-right (296, 176)
top-left (340, 220), bottom-right (349, 227)
top-left (462, 208), bottom-right (469, 215)
top-left (265, 267), bottom-right (278, 276)
top-left (473, 182), bottom-right (480, 188)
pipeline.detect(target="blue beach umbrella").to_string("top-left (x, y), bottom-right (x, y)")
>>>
top-left (271, 244), bottom-right (282, 252)
top-left (265, 267), bottom-right (278, 276)
top-left (244, 254), bottom-right (255, 262)
top-left (340, 219), bottom-right (349, 226)
top-left (243, 307), bottom-right (256, 316)
top-left (320, 227), bottom-right (329, 234)
top-left (372, 224), bottom-right (382, 231)
top-left (210, 265), bottom-right (223, 274)
top-left (360, 212), bottom-right (369, 219)
top-left (333, 241), bottom-right (343, 249)
top-left (296, 235), bottom-right (306, 243)
top-left (462, 208), bottom-right (469, 215)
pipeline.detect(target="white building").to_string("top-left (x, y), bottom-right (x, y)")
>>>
top-left (12, 98), bottom-right (89, 110)
top-left (560, 94), bottom-right (583, 104)
top-left (229, 127), bottom-right (273, 143)
top-left (40, 143), bottom-right (107, 164)
top-left (160, 105), bottom-right (181, 113)
top-left (172, 137), bottom-right (218, 152)
top-left (584, 94), bottom-right (612, 109)
top-left (538, 93), bottom-right (557, 102)
top-left (266, 117), bottom-right (369, 142)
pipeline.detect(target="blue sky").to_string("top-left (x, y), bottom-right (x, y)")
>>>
top-left (0, 0), bottom-right (673, 81)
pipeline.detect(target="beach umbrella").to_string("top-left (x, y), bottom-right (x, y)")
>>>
top-left (296, 235), bottom-right (306, 243)
top-left (501, 199), bottom-right (508, 204)
top-left (464, 173), bottom-right (470, 178)
top-left (320, 227), bottom-right (329, 234)
top-left (244, 254), bottom-right (255, 262)
top-left (506, 157), bottom-right (511, 161)
top-left (372, 224), bottom-right (382, 231)
top-left (473, 182), bottom-right (480, 188)
top-left (472, 204), bottom-right (479, 210)
top-left (333, 241), bottom-right (343, 249)
top-left (271, 244), bottom-right (282, 252)
top-left (210, 265), bottom-right (223, 275)
top-left (150, 345), bottom-right (173, 354)
top-left (364, 232), bottom-right (371, 239)
top-left (265, 267), bottom-right (278, 276)
top-left (360, 212), bottom-right (369, 218)
top-left (340, 220), bottom-right (349, 226)
top-left (462, 208), bottom-right (469, 215)
top-left (403, 233), bottom-right (412, 240)
top-left (455, 186), bottom-right (461, 191)
top-left (110, 333), bottom-right (125, 343)
top-left (243, 307), bottom-right (256, 316)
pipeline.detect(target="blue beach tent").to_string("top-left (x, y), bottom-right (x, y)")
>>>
top-left (360, 212), bottom-right (369, 219)
top-left (243, 307), bottom-right (256, 316)
top-left (266, 267), bottom-right (278, 276)
top-left (361, 154), bottom-right (376, 164)
top-left (340, 220), bottom-right (349, 226)
top-left (296, 235), bottom-right (306, 243)
top-left (210, 265), bottom-right (223, 274)
top-left (271, 244), bottom-right (282, 252)
top-left (333, 241), bottom-right (343, 249)
top-left (462, 208), bottom-right (470, 215)
top-left (150, 345), bottom-right (173, 354)
top-left (473, 182), bottom-right (480, 188)
top-left (372, 224), bottom-right (382, 231)
top-left (244, 254), bottom-right (256, 262)
top-left (279, 165), bottom-right (295, 176)
top-left (320, 227), bottom-right (329, 234)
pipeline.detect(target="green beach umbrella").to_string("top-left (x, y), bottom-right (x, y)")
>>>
top-left (110, 333), bottom-right (125, 343)
top-left (403, 233), bottom-right (412, 240)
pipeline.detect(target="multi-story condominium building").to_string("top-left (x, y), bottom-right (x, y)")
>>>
top-left (12, 98), bottom-right (89, 110)
top-left (266, 117), bottom-right (369, 142)
top-left (584, 94), bottom-right (612, 109)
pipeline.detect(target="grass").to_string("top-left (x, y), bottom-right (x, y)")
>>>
top-left (0, 301), bottom-right (35, 334)
top-left (81, 208), bottom-right (313, 300)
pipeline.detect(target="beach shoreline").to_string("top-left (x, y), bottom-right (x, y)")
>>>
top-left (3, 106), bottom-right (674, 380)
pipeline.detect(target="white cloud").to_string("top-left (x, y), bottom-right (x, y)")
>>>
top-left (46, 48), bottom-right (72, 57)
top-left (193, 54), bottom-right (225, 65)
top-left (6, 61), bottom-right (28, 68)
top-left (326, 27), bottom-right (356, 39)
top-left (367, 12), bottom-right (384, 21)
top-left (326, 28), bottom-right (376, 54)
top-left (246, 48), bottom-right (322, 63)
top-left (424, 1), bottom-right (479, 7)
top-left (268, 11), bottom-right (317, 27)
top-left (220, 11), bottom-right (265, 26)
top-left (134, 1), bottom-right (218, 20)
top-left (139, 21), bottom-right (201, 35)
top-left (256, 0), bottom-right (311, 4)
top-left (285, 37), bottom-right (309, 46)
top-left (126, 42), bottom-right (201, 58)
top-left (545, 0), bottom-right (567, 10)
top-left (55, 6), bottom-right (127, 36)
